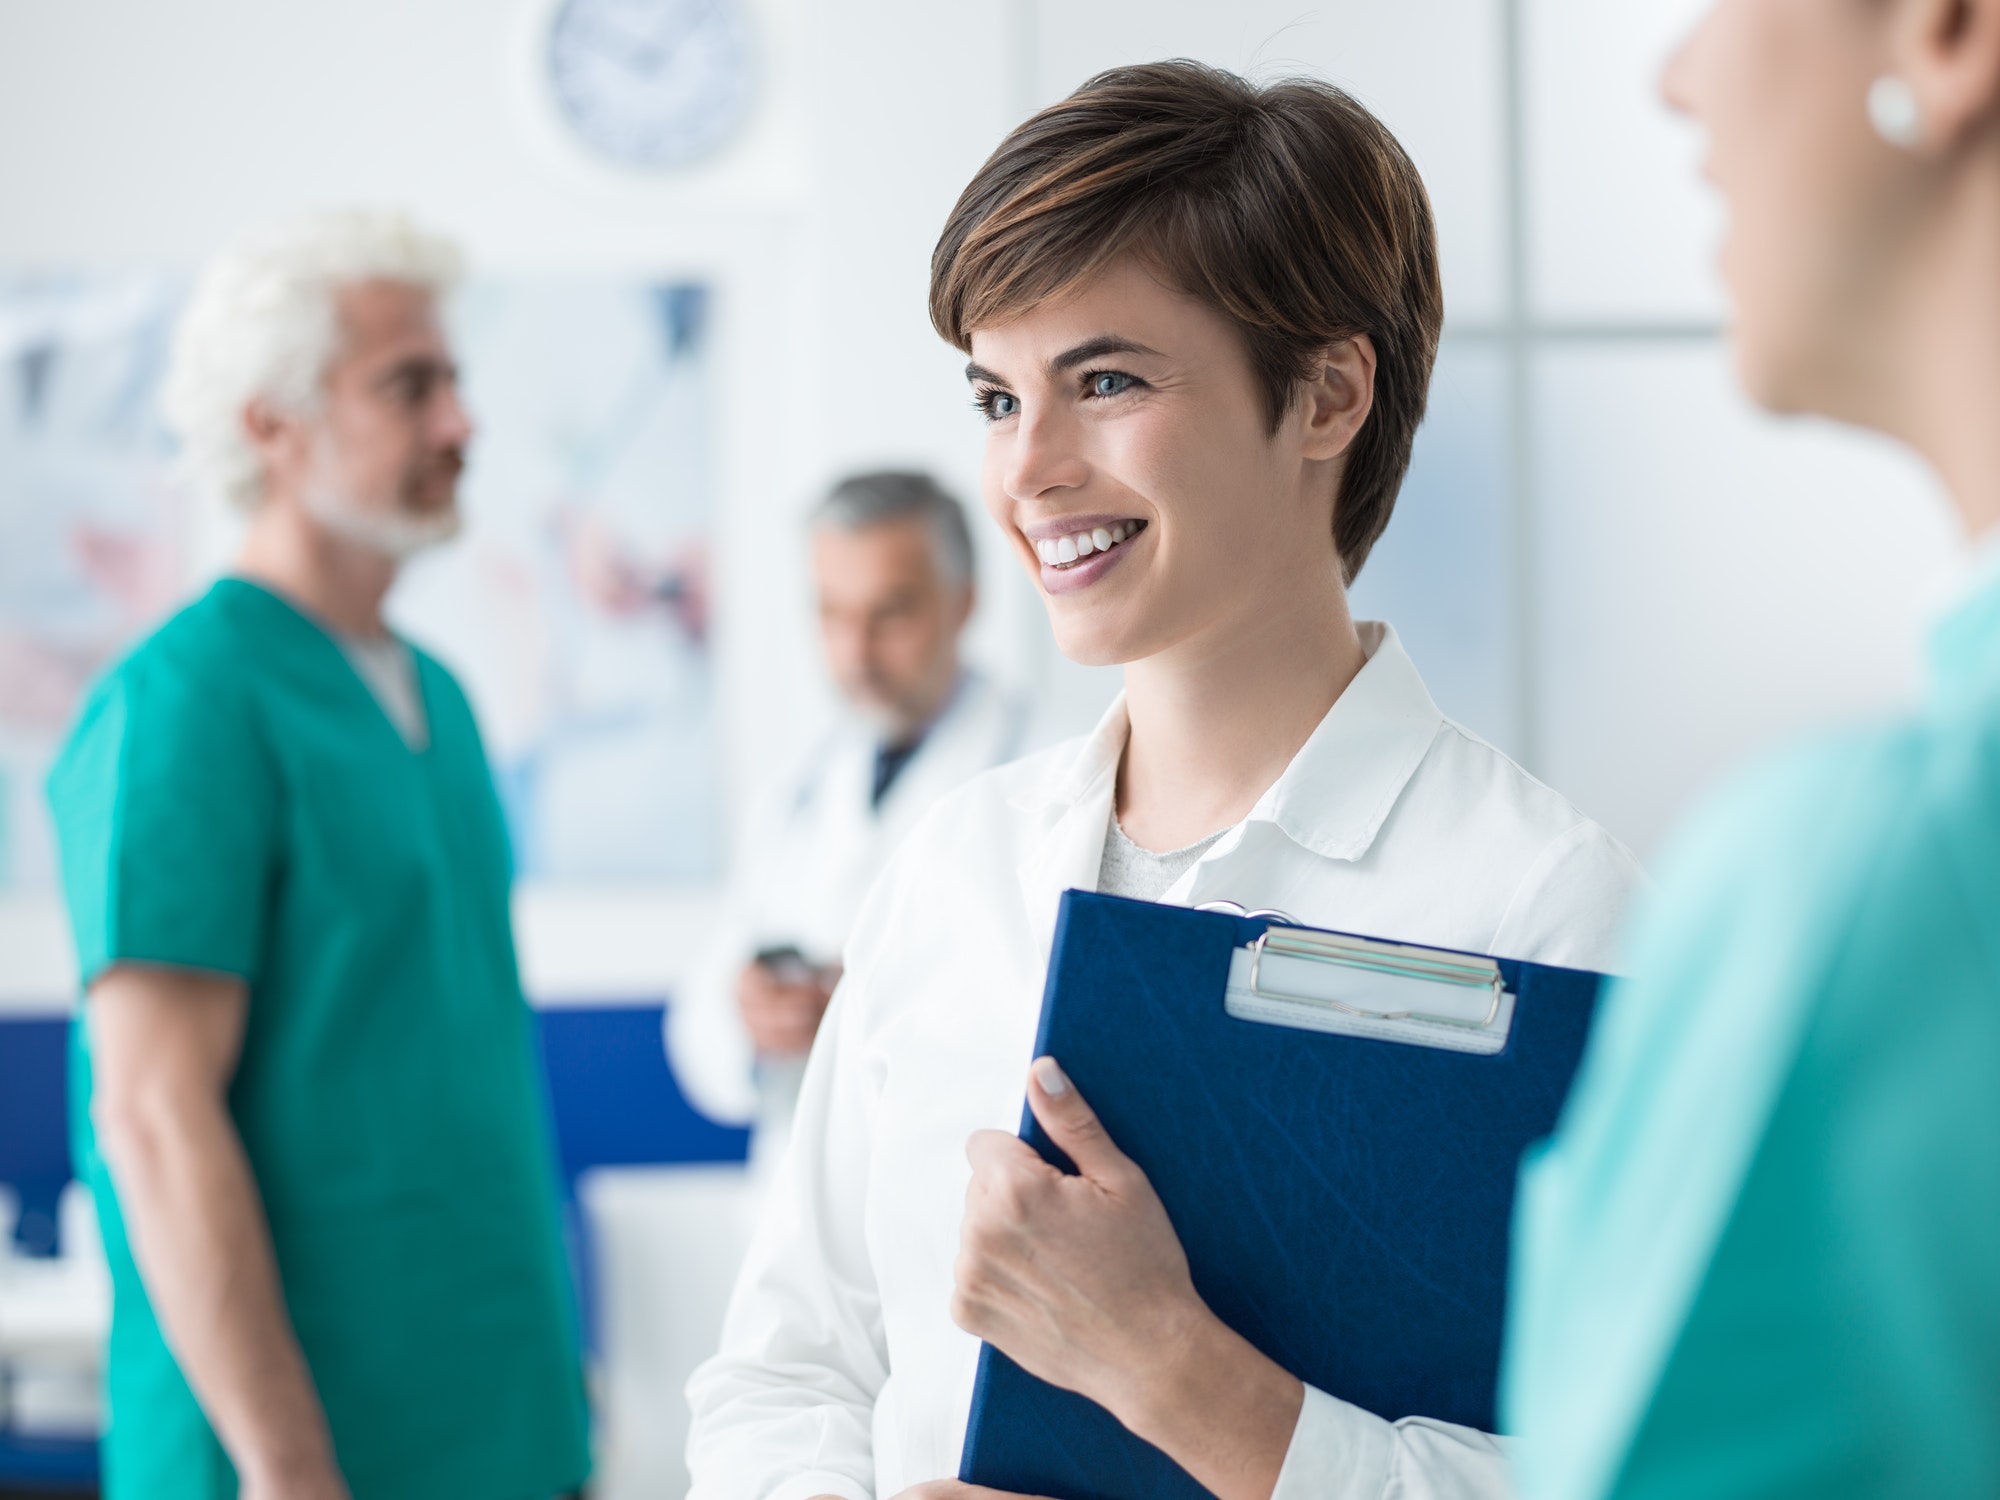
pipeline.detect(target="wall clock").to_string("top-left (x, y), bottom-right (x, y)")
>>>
top-left (542, 0), bottom-right (757, 170)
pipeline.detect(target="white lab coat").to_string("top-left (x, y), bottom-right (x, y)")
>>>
top-left (667, 670), bottom-right (1037, 1155)
top-left (686, 623), bottom-right (1646, 1500)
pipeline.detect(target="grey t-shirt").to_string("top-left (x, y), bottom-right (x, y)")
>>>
top-left (1097, 819), bottom-right (1228, 903)
top-left (337, 632), bottom-right (428, 750)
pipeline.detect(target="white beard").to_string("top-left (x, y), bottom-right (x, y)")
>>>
top-left (299, 444), bottom-right (462, 561)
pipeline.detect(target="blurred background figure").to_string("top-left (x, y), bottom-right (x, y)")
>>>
top-left (1504, 0), bottom-right (2000, 1496)
top-left (668, 471), bottom-right (1034, 1168)
top-left (43, 210), bottom-right (589, 1500)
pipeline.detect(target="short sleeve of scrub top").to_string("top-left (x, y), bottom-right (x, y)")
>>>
top-left (50, 631), bottom-right (280, 986)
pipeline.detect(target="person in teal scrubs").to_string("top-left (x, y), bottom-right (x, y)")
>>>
top-left (46, 211), bottom-right (589, 1500)
top-left (1502, 3), bottom-right (2000, 1498)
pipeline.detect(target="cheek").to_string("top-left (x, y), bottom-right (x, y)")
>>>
top-left (1104, 408), bottom-right (1236, 535)
top-left (330, 419), bottom-right (414, 495)
top-left (1721, 117), bottom-right (1875, 408)
top-left (1705, 0), bottom-right (1887, 401)
top-left (981, 441), bottom-right (1031, 559)
top-left (1725, 204), bottom-right (1819, 408)
top-left (885, 617), bottom-right (930, 662)
top-left (1119, 411), bottom-right (1291, 573)
top-left (363, 407), bottom-right (428, 463)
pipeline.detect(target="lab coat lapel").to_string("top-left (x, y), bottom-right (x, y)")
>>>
top-left (877, 675), bottom-right (1001, 840)
top-left (1015, 794), bottom-right (1115, 962)
top-left (810, 733), bottom-right (884, 922)
top-left (1013, 697), bottom-right (1125, 961)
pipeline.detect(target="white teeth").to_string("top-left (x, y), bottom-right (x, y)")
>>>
top-left (1031, 521), bottom-right (1143, 567)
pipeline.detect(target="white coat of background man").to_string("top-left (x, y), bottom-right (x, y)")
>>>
top-left (667, 471), bottom-right (1034, 1163)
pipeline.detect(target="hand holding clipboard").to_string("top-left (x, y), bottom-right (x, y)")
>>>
top-left (956, 1054), bottom-right (1306, 1500)
top-left (954, 891), bottom-right (1607, 1500)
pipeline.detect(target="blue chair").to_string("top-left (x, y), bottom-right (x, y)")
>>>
top-left (0, 1019), bottom-right (72, 1260)
top-left (534, 1003), bottom-right (749, 1184)
top-left (532, 1003), bottom-right (750, 1363)
top-left (0, 1015), bottom-right (98, 1494)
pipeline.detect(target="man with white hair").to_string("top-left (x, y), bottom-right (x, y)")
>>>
top-left (45, 210), bottom-right (589, 1500)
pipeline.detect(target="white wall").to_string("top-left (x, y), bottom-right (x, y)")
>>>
top-left (0, 0), bottom-right (1045, 1005)
top-left (0, 0), bottom-right (1971, 1012)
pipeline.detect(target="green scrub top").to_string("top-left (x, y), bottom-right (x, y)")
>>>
top-left (47, 579), bottom-right (590, 1500)
top-left (1502, 570), bottom-right (2000, 1500)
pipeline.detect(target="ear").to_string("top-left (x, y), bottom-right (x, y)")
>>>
top-left (1894, 0), bottom-right (2000, 150)
top-left (242, 395), bottom-right (318, 502)
top-left (242, 396), bottom-right (306, 461)
top-left (1297, 334), bottom-right (1377, 464)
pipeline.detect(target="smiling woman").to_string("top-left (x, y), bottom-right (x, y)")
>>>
top-left (685, 61), bottom-right (1645, 1500)
top-left (932, 62), bottom-right (1439, 590)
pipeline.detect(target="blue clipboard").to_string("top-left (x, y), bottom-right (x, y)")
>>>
top-left (959, 890), bottom-right (1605, 1499)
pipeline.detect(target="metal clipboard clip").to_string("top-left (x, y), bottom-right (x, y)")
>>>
top-left (1224, 924), bottom-right (1515, 1055)
top-left (1250, 928), bottom-right (1505, 1029)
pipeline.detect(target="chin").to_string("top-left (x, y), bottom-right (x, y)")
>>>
top-left (1047, 609), bottom-right (1148, 670)
top-left (1731, 329), bottom-right (1815, 418)
top-left (1731, 340), bottom-right (1782, 413)
top-left (848, 695), bottom-right (912, 735)
top-left (1723, 258), bottom-right (1837, 419)
top-left (408, 494), bottom-right (459, 523)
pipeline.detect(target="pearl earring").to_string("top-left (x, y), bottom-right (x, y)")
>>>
top-left (1868, 74), bottom-right (1922, 148)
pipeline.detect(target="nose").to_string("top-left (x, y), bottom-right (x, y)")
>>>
top-left (1659, 12), bottom-right (1702, 118)
top-left (1002, 400), bottom-right (1088, 504)
top-left (435, 382), bottom-right (475, 450)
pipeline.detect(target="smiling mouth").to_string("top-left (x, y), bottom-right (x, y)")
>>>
top-left (1031, 520), bottom-right (1147, 569)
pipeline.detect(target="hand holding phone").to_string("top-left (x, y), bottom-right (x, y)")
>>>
top-left (739, 948), bottom-right (842, 1056)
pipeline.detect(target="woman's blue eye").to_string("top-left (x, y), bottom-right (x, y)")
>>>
top-left (992, 391), bottom-right (1018, 417)
top-left (1089, 371), bottom-right (1135, 398)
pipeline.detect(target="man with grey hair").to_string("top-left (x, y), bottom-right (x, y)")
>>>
top-left (668, 470), bottom-right (1034, 1166)
top-left (45, 210), bottom-right (589, 1500)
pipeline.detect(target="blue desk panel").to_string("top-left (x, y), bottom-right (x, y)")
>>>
top-left (0, 1000), bottom-right (748, 1492)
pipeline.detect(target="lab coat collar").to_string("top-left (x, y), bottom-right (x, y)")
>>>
top-left (1010, 692), bottom-right (1127, 819)
top-left (1010, 622), bottom-right (1441, 852)
top-left (1009, 623), bottom-right (1445, 953)
top-left (1248, 622), bottom-right (1445, 862)
top-left (874, 669), bottom-right (983, 819)
top-left (1011, 697), bottom-right (1124, 958)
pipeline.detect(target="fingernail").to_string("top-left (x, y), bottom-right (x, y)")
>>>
top-left (1032, 1055), bottom-right (1069, 1098)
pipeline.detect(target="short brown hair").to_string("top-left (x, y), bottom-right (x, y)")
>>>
top-left (930, 60), bottom-right (1443, 583)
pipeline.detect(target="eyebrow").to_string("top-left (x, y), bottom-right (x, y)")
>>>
top-left (963, 334), bottom-right (1166, 387)
top-left (373, 354), bottom-right (458, 387)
